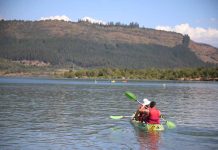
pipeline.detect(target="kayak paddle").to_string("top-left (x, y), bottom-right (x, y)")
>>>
top-left (124, 91), bottom-right (142, 105)
top-left (161, 116), bottom-right (176, 129)
top-left (166, 120), bottom-right (176, 129)
top-left (125, 91), bottom-right (176, 129)
top-left (110, 115), bottom-right (132, 119)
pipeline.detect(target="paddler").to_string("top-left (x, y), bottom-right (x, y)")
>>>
top-left (133, 98), bottom-right (150, 122)
top-left (147, 101), bottom-right (161, 124)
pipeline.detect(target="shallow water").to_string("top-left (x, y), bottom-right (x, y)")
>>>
top-left (0, 77), bottom-right (218, 149)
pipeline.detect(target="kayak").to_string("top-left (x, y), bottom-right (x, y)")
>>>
top-left (130, 117), bottom-right (164, 131)
top-left (124, 91), bottom-right (175, 130)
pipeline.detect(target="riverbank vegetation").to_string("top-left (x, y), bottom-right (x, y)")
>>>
top-left (63, 67), bottom-right (218, 81)
top-left (1, 58), bottom-right (217, 81)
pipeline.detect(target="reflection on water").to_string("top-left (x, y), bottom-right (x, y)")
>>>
top-left (133, 127), bottom-right (161, 150)
top-left (0, 77), bottom-right (218, 149)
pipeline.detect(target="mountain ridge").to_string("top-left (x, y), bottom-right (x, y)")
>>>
top-left (0, 20), bottom-right (217, 69)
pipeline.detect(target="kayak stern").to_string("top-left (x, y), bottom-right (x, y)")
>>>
top-left (130, 118), bottom-right (164, 131)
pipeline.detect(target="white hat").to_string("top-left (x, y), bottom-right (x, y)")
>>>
top-left (143, 98), bottom-right (151, 106)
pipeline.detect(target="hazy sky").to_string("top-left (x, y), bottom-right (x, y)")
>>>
top-left (0, 0), bottom-right (218, 47)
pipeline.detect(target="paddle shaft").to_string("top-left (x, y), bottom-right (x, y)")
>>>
top-left (136, 99), bottom-right (143, 105)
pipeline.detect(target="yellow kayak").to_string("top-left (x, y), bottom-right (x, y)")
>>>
top-left (130, 118), bottom-right (164, 131)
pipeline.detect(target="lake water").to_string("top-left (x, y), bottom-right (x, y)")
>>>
top-left (0, 77), bottom-right (218, 150)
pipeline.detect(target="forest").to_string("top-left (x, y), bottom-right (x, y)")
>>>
top-left (0, 58), bottom-right (217, 81)
top-left (0, 36), bottom-right (210, 69)
top-left (63, 67), bottom-right (218, 81)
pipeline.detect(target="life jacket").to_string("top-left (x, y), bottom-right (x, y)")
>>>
top-left (140, 107), bottom-right (150, 123)
top-left (136, 105), bottom-right (149, 122)
top-left (138, 113), bottom-right (148, 122)
top-left (147, 107), bottom-right (160, 124)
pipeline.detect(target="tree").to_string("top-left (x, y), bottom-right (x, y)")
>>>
top-left (129, 22), bottom-right (139, 28)
top-left (183, 34), bottom-right (190, 47)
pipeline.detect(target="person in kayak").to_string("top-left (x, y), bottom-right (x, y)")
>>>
top-left (147, 101), bottom-right (161, 124)
top-left (133, 98), bottom-right (151, 122)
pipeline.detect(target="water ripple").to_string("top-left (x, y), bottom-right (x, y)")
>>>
top-left (1, 78), bottom-right (218, 150)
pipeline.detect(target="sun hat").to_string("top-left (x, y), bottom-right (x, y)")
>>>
top-left (143, 98), bottom-right (151, 106)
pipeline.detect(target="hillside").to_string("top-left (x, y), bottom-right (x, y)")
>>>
top-left (0, 20), bottom-right (217, 69)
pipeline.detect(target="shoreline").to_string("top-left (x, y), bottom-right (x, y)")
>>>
top-left (1, 72), bottom-right (218, 82)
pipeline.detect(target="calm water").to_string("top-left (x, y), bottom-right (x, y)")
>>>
top-left (0, 77), bottom-right (218, 150)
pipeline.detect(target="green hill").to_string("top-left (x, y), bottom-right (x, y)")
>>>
top-left (0, 20), bottom-right (217, 69)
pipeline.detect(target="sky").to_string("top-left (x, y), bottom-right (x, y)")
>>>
top-left (0, 0), bottom-right (218, 47)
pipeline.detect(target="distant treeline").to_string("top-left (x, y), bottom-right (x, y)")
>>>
top-left (2, 19), bottom-right (140, 28)
top-left (63, 67), bottom-right (218, 80)
top-left (78, 19), bottom-right (140, 28)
